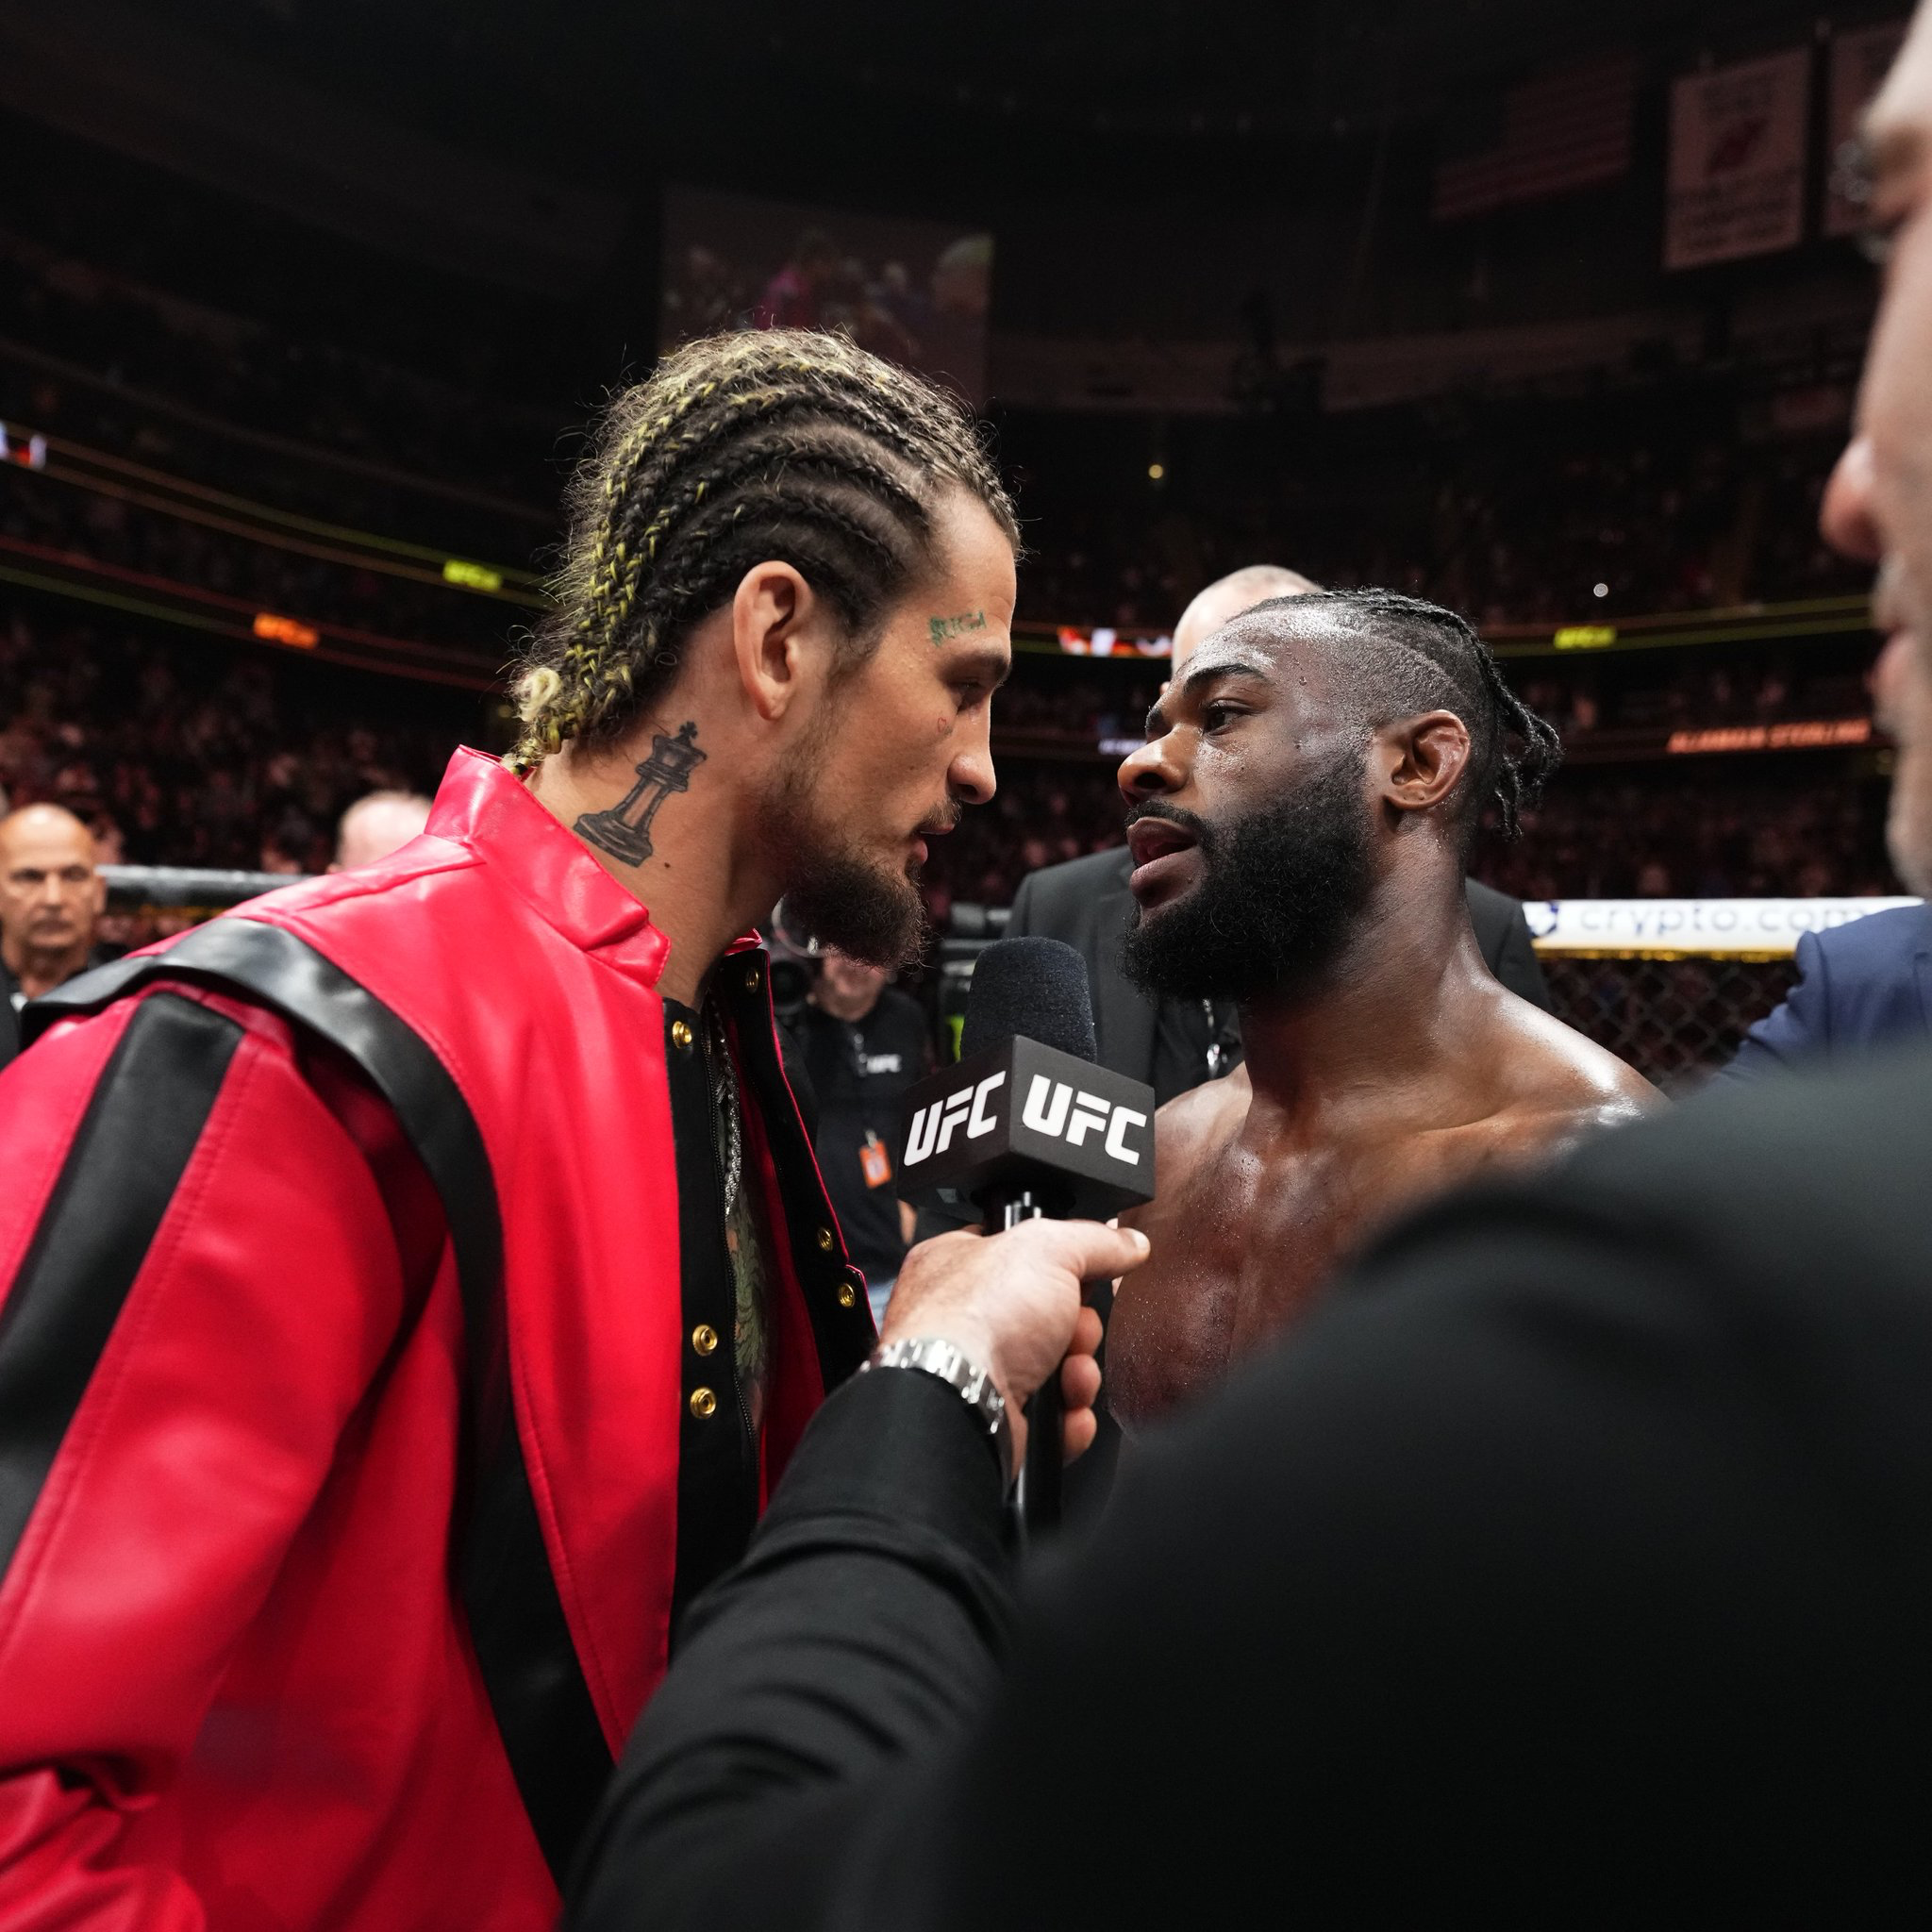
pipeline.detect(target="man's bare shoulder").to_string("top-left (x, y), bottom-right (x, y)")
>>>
top-left (1121, 1072), bottom-right (1249, 1235)
top-left (1487, 987), bottom-right (1661, 1134)
top-left (1153, 1063), bottom-right (1251, 1158)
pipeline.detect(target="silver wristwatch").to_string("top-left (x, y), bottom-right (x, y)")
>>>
top-left (859, 1337), bottom-right (1011, 1474)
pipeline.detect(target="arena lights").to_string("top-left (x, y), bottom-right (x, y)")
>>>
top-left (0, 425), bottom-right (47, 470)
top-left (1666, 718), bottom-right (1874, 755)
top-left (252, 611), bottom-right (320, 649)
top-left (1554, 625), bottom-right (1619, 649)
top-left (8, 419), bottom-right (548, 608)
top-left (1056, 626), bottom-right (1173, 658)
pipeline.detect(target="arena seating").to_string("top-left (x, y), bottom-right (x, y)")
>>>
top-left (0, 162), bottom-right (1904, 1074)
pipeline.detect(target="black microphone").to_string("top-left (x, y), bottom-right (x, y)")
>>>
top-left (896, 937), bottom-right (1156, 1536)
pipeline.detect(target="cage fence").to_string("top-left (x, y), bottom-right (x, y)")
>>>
top-left (1539, 953), bottom-right (1798, 1091)
top-left (95, 866), bottom-right (309, 956)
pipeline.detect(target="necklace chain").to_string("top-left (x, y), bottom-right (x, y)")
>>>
top-left (706, 1000), bottom-right (743, 1217)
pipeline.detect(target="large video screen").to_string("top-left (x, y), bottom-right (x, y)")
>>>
top-left (660, 188), bottom-right (992, 404)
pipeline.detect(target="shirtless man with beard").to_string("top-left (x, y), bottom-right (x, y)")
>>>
top-left (1108, 588), bottom-right (1657, 1430)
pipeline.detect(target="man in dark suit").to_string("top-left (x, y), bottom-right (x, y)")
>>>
top-left (570, 1045), bottom-right (1932, 1926)
top-left (1722, 901), bottom-right (1930, 1080)
top-left (1010, 564), bottom-right (1549, 1105)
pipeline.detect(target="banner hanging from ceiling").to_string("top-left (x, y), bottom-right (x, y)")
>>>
top-left (1664, 48), bottom-right (1810, 270)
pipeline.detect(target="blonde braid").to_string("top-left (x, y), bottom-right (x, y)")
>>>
top-left (510, 328), bottom-right (1017, 770)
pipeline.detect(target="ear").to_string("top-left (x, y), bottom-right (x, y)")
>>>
top-left (1375, 709), bottom-right (1472, 819)
top-left (729, 561), bottom-right (819, 723)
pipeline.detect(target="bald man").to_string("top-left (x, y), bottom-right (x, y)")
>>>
top-left (999, 566), bottom-right (1547, 1107)
top-left (332, 790), bottom-right (434, 873)
top-left (0, 805), bottom-right (105, 1068)
top-left (1174, 564), bottom-right (1324, 661)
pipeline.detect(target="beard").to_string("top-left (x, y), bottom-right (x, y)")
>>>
top-left (764, 748), bottom-right (933, 973)
top-left (1121, 744), bottom-right (1376, 1006)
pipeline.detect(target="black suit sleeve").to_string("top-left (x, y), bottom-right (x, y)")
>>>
top-left (567, 1366), bottom-right (1011, 1929)
top-left (567, 1108), bottom-right (1928, 1924)
top-left (1004, 869), bottom-right (1041, 939)
top-left (1720, 928), bottom-right (1826, 1082)
top-left (1488, 897), bottom-right (1551, 1009)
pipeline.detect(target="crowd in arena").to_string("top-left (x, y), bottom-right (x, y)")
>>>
top-left (0, 143), bottom-right (1901, 926)
top-left (0, 175), bottom-right (1873, 651)
top-left (0, 599), bottom-right (1896, 925)
top-left (0, 172), bottom-right (558, 521)
top-left (1011, 374), bottom-right (1864, 634)
top-left (914, 756), bottom-right (1896, 911)
top-left (11, 3), bottom-right (1932, 1915)
top-left (0, 613), bottom-right (460, 887)
top-left (990, 646), bottom-right (1872, 750)
top-left (0, 452), bottom-right (517, 656)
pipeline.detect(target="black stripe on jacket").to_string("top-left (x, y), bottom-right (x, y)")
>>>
top-left (25, 922), bottom-right (611, 1885)
top-left (0, 992), bottom-right (242, 1576)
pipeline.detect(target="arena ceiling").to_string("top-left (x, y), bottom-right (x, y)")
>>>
top-left (176, 0), bottom-right (1890, 212)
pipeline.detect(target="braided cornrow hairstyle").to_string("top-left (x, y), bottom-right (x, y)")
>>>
top-left (1237, 587), bottom-right (1563, 843)
top-left (509, 330), bottom-right (1019, 771)
top-left (1465, 629), bottom-right (1564, 838)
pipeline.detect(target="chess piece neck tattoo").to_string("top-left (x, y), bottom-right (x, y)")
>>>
top-left (575, 720), bottom-right (706, 867)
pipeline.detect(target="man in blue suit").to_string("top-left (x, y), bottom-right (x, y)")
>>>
top-left (1723, 904), bottom-right (1931, 1080)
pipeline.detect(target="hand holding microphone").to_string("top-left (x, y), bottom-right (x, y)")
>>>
top-left (880, 1219), bottom-right (1145, 1471)
top-left (891, 937), bottom-right (1158, 1529)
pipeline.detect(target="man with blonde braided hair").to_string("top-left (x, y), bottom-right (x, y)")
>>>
top-left (0, 328), bottom-right (1148, 1927)
top-left (512, 328), bottom-right (1021, 973)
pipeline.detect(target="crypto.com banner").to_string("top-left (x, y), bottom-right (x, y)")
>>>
top-left (1527, 897), bottom-right (1923, 958)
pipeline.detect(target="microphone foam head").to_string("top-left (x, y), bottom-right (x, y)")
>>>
top-left (960, 936), bottom-right (1096, 1064)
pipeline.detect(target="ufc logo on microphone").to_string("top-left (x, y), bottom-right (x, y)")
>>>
top-left (893, 1038), bottom-right (1156, 1216)
top-left (903, 1072), bottom-right (1007, 1167)
top-left (1020, 1076), bottom-right (1147, 1166)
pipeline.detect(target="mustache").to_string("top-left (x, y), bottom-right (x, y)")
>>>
top-left (1124, 800), bottom-right (1215, 853)
top-left (918, 801), bottom-right (965, 837)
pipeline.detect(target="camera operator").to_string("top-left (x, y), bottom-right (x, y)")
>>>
top-left (784, 948), bottom-right (933, 1324)
top-left (566, 16), bottom-right (1932, 1920)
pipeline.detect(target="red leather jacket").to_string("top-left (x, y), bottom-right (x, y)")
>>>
top-left (0, 748), bottom-right (874, 1929)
